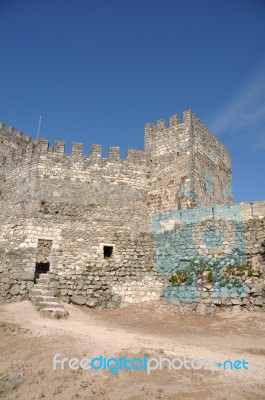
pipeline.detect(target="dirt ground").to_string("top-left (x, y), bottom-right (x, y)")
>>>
top-left (0, 300), bottom-right (265, 400)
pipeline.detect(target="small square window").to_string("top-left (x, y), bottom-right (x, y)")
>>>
top-left (104, 245), bottom-right (113, 258)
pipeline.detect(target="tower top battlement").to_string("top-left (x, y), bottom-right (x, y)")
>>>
top-left (0, 109), bottom-right (232, 209)
top-left (144, 109), bottom-right (196, 132)
top-left (0, 122), bottom-right (146, 167)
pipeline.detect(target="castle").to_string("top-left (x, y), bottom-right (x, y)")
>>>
top-left (0, 110), bottom-right (264, 315)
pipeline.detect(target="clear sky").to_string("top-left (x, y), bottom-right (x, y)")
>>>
top-left (0, 0), bottom-right (264, 202)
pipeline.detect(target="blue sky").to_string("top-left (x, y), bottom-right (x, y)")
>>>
top-left (0, 0), bottom-right (264, 202)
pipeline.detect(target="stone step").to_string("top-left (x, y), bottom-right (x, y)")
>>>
top-left (34, 284), bottom-right (50, 290)
top-left (40, 308), bottom-right (69, 318)
top-left (38, 301), bottom-right (62, 309)
top-left (34, 296), bottom-right (58, 303)
top-left (30, 277), bottom-right (68, 319)
top-left (30, 289), bottom-right (54, 297)
top-left (38, 273), bottom-right (50, 278)
top-left (37, 278), bottom-right (50, 284)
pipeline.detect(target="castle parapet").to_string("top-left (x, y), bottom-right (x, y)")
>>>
top-left (0, 122), bottom-right (35, 166)
top-left (144, 111), bottom-right (185, 153)
top-left (169, 114), bottom-right (179, 127)
top-left (90, 144), bottom-right (102, 159)
top-left (0, 121), bottom-right (147, 169)
top-left (108, 146), bottom-right (120, 161)
top-left (7, 127), bottom-right (16, 134)
top-left (157, 119), bottom-right (167, 129)
top-left (72, 142), bottom-right (83, 156)
top-left (145, 113), bottom-right (181, 134)
top-left (145, 122), bottom-right (156, 134)
top-left (183, 109), bottom-right (196, 124)
top-left (36, 139), bottom-right (49, 154)
top-left (52, 140), bottom-right (65, 154)
top-left (126, 149), bottom-right (146, 164)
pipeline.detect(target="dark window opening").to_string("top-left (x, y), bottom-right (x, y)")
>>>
top-left (35, 262), bottom-right (50, 283)
top-left (104, 246), bottom-right (113, 258)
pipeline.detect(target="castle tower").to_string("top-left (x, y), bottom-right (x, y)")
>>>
top-left (145, 110), bottom-right (233, 213)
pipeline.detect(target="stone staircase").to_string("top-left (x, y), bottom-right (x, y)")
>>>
top-left (30, 273), bottom-right (68, 318)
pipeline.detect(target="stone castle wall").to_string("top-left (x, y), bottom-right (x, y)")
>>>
top-left (153, 202), bottom-right (265, 313)
top-left (192, 117), bottom-right (233, 207)
top-left (0, 122), bottom-right (161, 307)
top-left (0, 112), bottom-right (264, 312)
top-left (145, 110), bottom-right (233, 214)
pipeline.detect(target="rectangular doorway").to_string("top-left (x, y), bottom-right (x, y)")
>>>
top-left (35, 239), bottom-right (52, 283)
top-left (35, 262), bottom-right (50, 282)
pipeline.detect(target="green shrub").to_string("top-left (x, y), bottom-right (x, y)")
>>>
top-left (207, 270), bottom-right (213, 282)
top-left (169, 271), bottom-right (188, 285)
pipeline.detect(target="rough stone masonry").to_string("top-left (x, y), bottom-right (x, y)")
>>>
top-left (0, 110), bottom-right (264, 313)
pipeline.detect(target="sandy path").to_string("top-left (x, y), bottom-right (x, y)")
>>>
top-left (0, 301), bottom-right (265, 400)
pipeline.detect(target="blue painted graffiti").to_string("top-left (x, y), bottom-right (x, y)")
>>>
top-left (204, 172), bottom-right (213, 196)
top-left (152, 203), bottom-right (247, 302)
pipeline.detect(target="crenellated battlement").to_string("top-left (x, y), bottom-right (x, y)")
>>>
top-left (0, 122), bottom-right (35, 167)
top-left (1, 109), bottom-right (263, 314)
top-left (34, 139), bottom-right (146, 165)
top-left (0, 110), bottom-right (232, 211)
top-left (0, 121), bottom-right (147, 168)
top-left (0, 122), bottom-right (33, 143)
top-left (144, 110), bottom-right (195, 135)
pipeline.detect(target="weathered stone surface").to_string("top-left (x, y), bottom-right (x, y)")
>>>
top-left (10, 295), bottom-right (22, 302)
top-left (71, 295), bottom-right (86, 305)
top-left (250, 283), bottom-right (263, 295)
top-left (86, 299), bottom-right (98, 308)
top-left (222, 299), bottom-right (232, 306)
top-left (254, 296), bottom-right (263, 306)
top-left (212, 298), bottom-right (222, 305)
top-left (231, 299), bottom-right (242, 305)
top-left (196, 304), bottom-right (207, 315)
top-left (7, 373), bottom-right (23, 389)
top-left (206, 306), bottom-right (216, 314)
top-left (60, 296), bottom-right (70, 304)
top-left (107, 301), bottom-right (120, 308)
top-left (10, 284), bottom-right (20, 296)
top-left (232, 305), bottom-right (242, 312)
top-left (251, 347), bottom-right (264, 355)
top-left (0, 112), bottom-right (264, 312)
top-left (184, 303), bottom-right (197, 311)
top-left (21, 271), bottom-right (35, 281)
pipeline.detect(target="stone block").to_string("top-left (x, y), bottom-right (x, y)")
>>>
top-left (222, 299), bottom-right (232, 306)
top-left (87, 299), bottom-right (98, 308)
top-left (250, 283), bottom-right (263, 295)
top-left (206, 306), bottom-right (216, 314)
top-left (254, 296), bottom-right (263, 306)
top-left (231, 299), bottom-right (242, 305)
top-left (212, 298), bottom-right (222, 305)
top-left (21, 271), bottom-right (35, 281)
top-left (232, 305), bottom-right (242, 312)
top-left (7, 373), bottom-right (23, 389)
top-left (184, 303), bottom-right (197, 311)
top-left (196, 303), bottom-right (207, 315)
top-left (10, 284), bottom-right (20, 296)
top-left (10, 295), bottom-right (22, 302)
top-left (70, 295), bottom-right (86, 305)
top-left (106, 301), bottom-right (120, 308)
